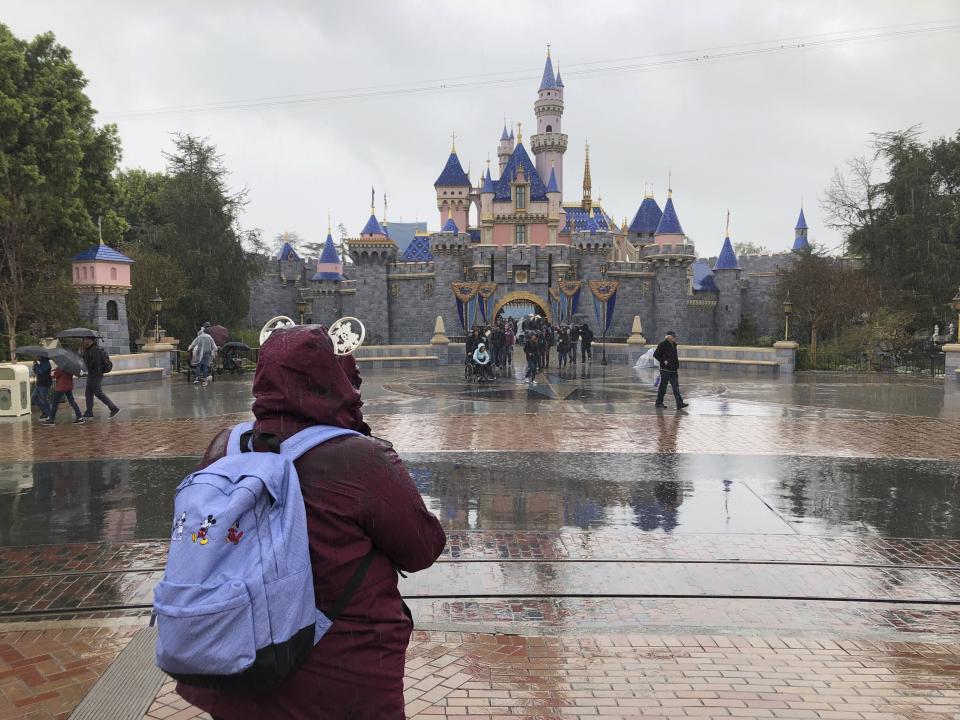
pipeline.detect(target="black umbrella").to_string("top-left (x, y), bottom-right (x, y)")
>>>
top-left (13, 346), bottom-right (87, 375)
top-left (221, 341), bottom-right (252, 351)
top-left (56, 327), bottom-right (100, 339)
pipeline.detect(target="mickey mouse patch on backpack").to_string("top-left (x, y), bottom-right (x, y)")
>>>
top-left (191, 515), bottom-right (216, 544)
top-left (226, 519), bottom-right (244, 545)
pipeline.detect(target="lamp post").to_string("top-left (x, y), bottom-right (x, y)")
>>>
top-left (150, 291), bottom-right (163, 343)
top-left (296, 298), bottom-right (308, 326)
top-left (599, 265), bottom-right (608, 366)
top-left (782, 294), bottom-right (793, 341)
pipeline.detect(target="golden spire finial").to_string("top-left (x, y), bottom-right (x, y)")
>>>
top-left (582, 141), bottom-right (592, 211)
top-left (327, 212), bottom-right (331, 235)
top-left (547, 43), bottom-right (551, 59)
top-left (516, 121), bottom-right (522, 144)
top-left (668, 169), bottom-right (672, 198)
top-left (450, 132), bottom-right (456, 153)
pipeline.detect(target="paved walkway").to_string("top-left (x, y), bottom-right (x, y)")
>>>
top-left (3, 371), bottom-right (960, 718)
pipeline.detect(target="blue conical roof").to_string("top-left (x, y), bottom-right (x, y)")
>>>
top-left (493, 143), bottom-right (548, 201)
top-left (361, 213), bottom-right (386, 236)
top-left (72, 244), bottom-right (134, 263)
top-left (713, 236), bottom-right (739, 270)
top-left (655, 195), bottom-right (684, 235)
top-left (795, 208), bottom-right (808, 230)
top-left (442, 217), bottom-right (459, 233)
top-left (792, 234), bottom-right (810, 251)
top-left (546, 166), bottom-right (559, 193)
top-left (540, 54), bottom-right (557, 90)
top-left (482, 168), bottom-right (494, 193)
top-left (434, 151), bottom-right (470, 187)
top-left (277, 241), bottom-right (299, 261)
top-left (319, 232), bottom-right (340, 264)
top-left (555, 66), bottom-right (564, 87)
top-left (628, 196), bottom-right (663, 234)
top-left (401, 235), bottom-right (434, 262)
top-left (500, 124), bottom-right (510, 141)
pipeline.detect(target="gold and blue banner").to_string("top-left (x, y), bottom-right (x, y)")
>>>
top-left (588, 279), bottom-right (620, 333)
top-left (451, 282), bottom-right (480, 331)
top-left (548, 288), bottom-right (561, 323)
top-left (558, 280), bottom-right (582, 321)
top-left (477, 282), bottom-right (498, 324)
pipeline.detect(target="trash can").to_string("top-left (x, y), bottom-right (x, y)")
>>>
top-left (0, 364), bottom-right (31, 417)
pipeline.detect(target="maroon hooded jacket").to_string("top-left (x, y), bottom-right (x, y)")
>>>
top-left (177, 327), bottom-right (446, 719)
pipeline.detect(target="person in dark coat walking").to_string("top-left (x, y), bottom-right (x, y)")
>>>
top-left (31, 357), bottom-right (52, 420)
top-left (81, 337), bottom-right (121, 418)
top-left (177, 326), bottom-right (447, 720)
top-left (580, 324), bottom-right (594, 363)
top-left (653, 331), bottom-right (689, 409)
top-left (569, 324), bottom-right (580, 365)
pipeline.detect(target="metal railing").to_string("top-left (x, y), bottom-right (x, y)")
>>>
top-left (796, 349), bottom-right (945, 376)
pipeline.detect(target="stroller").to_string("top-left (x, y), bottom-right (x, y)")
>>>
top-left (219, 342), bottom-right (251, 375)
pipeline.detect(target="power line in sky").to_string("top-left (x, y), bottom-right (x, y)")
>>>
top-left (101, 20), bottom-right (960, 119)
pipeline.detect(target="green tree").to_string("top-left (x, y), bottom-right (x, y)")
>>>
top-left (156, 134), bottom-right (256, 339)
top-left (777, 249), bottom-right (874, 362)
top-left (823, 127), bottom-right (960, 326)
top-left (0, 25), bottom-right (121, 356)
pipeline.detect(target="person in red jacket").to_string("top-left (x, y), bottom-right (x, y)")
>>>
top-left (177, 325), bottom-right (446, 720)
top-left (40, 366), bottom-right (85, 425)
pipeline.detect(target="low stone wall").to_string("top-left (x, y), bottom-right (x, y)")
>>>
top-left (16, 351), bottom-right (172, 387)
top-left (945, 344), bottom-right (960, 383)
top-left (594, 342), bottom-right (793, 375)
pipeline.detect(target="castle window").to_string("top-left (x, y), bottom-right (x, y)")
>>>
top-left (110, 267), bottom-right (117, 281)
top-left (515, 187), bottom-right (525, 210)
top-left (81, 266), bottom-right (88, 280)
top-left (106, 300), bottom-right (118, 321)
top-left (515, 225), bottom-right (526, 245)
top-left (546, 124), bottom-right (552, 133)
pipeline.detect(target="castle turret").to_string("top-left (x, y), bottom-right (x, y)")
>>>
top-left (628, 192), bottom-right (663, 246)
top-left (643, 187), bottom-right (694, 341)
top-left (530, 48), bottom-right (568, 195)
top-left (349, 206), bottom-right (396, 343)
top-left (712, 223), bottom-right (742, 344)
top-left (71, 240), bottom-right (133, 355)
top-left (480, 167), bottom-right (495, 244)
top-left (792, 207), bottom-right (810, 251)
top-left (434, 140), bottom-right (471, 232)
top-left (311, 229), bottom-right (343, 281)
top-left (546, 164), bottom-right (562, 244)
top-left (497, 123), bottom-right (514, 175)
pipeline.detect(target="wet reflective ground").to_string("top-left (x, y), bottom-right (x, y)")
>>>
top-left (2, 452), bottom-right (959, 546)
top-left (3, 366), bottom-right (960, 644)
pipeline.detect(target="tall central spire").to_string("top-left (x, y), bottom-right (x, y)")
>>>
top-left (582, 142), bottom-right (592, 212)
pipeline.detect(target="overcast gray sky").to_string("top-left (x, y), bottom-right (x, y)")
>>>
top-left (6, 1), bottom-right (960, 255)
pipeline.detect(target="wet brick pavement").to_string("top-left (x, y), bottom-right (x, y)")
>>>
top-left (5, 371), bottom-right (960, 717)
top-left (7, 411), bottom-right (960, 462)
top-left (141, 631), bottom-right (960, 720)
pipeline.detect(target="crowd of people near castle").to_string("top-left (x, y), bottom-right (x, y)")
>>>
top-left (465, 314), bottom-right (595, 385)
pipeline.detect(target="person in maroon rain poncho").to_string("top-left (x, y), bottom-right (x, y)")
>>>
top-left (177, 325), bottom-right (447, 719)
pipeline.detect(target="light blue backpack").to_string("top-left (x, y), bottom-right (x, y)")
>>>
top-left (153, 421), bottom-right (372, 692)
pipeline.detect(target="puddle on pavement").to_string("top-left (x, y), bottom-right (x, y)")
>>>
top-left (1, 453), bottom-right (958, 546)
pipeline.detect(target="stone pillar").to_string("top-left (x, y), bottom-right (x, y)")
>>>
top-left (773, 340), bottom-right (799, 374)
top-left (626, 315), bottom-right (647, 345)
top-left (431, 316), bottom-right (450, 345)
top-left (943, 343), bottom-right (960, 383)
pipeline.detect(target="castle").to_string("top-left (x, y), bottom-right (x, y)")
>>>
top-left (247, 50), bottom-right (811, 346)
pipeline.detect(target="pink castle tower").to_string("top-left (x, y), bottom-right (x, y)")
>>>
top-left (530, 47), bottom-right (568, 196)
top-left (434, 139), bottom-right (471, 232)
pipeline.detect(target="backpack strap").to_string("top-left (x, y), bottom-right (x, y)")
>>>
top-left (279, 425), bottom-right (362, 462)
top-left (226, 421), bottom-right (256, 455)
top-left (322, 547), bottom-right (376, 622)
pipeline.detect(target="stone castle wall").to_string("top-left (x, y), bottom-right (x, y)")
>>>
top-left (245, 245), bottom-right (796, 346)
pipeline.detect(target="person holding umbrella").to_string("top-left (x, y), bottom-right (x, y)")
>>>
top-left (80, 336), bottom-right (121, 419)
top-left (31, 356), bottom-right (53, 420)
top-left (40, 364), bottom-right (85, 425)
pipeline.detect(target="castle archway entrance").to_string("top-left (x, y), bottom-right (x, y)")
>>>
top-left (492, 291), bottom-right (552, 324)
